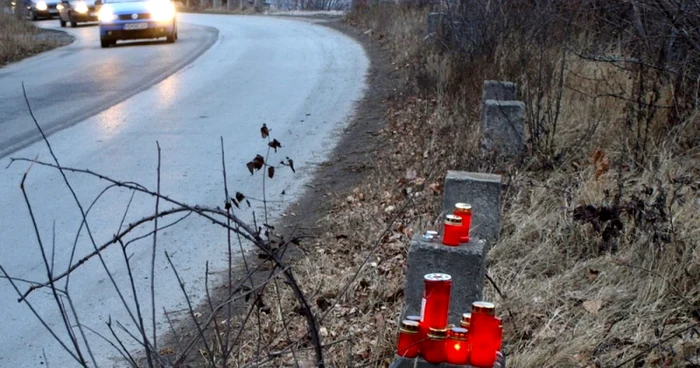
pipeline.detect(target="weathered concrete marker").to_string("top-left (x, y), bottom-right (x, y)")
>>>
top-left (482, 80), bottom-right (518, 102)
top-left (481, 100), bottom-right (525, 160)
top-left (389, 354), bottom-right (506, 368)
top-left (442, 171), bottom-right (502, 249)
top-left (403, 237), bottom-right (486, 324)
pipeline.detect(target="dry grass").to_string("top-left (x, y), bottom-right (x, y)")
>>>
top-left (208, 4), bottom-right (700, 368)
top-left (0, 13), bottom-right (71, 66)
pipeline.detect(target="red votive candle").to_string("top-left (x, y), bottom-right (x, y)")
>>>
top-left (397, 320), bottom-right (420, 358)
top-left (422, 327), bottom-right (447, 364)
top-left (446, 327), bottom-right (469, 365)
top-left (454, 203), bottom-right (472, 243)
top-left (469, 302), bottom-right (499, 368)
top-left (420, 273), bottom-right (452, 339)
top-left (442, 215), bottom-right (462, 246)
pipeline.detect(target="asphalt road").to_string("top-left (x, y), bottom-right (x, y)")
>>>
top-left (0, 14), bottom-right (368, 367)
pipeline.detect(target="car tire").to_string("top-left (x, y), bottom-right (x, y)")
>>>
top-left (166, 22), bottom-right (177, 43)
top-left (69, 13), bottom-right (77, 27)
top-left (59, 17), bottom-right (66, 27)
top-left (29, 9), bottom-right (37, 20)
top-left (100, 38), bottom-right (113, 48)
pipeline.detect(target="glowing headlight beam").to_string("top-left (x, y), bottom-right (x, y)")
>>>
top-left (148, 0), bottom-right (175, 22)
top-left (97, 5), bottom-right (115, 22)
top-left (35, 1), bottom-right (47, 10)
top-left (74, 1), bottom-right (88, 13)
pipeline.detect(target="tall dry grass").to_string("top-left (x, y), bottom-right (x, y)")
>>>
top-left (0, 13), bottom-right (70, 66)
top-left (344, 2), bottom-right (700, 367)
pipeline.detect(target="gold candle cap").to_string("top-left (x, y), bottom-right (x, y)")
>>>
top-left (400, 320), bottom-right (420, 334)
top-left (449, 327), bottom-right (468, 341)
top-left (445, 214), bottom-right (462, 225)
top-left (427, 327), bottom-right (448, 339)
top-left (460, 313), bottom-right (472, 326)
top-left (472, 301), bottom-right (496, 316)
top-left (455, 203), bottom-right (472, 213)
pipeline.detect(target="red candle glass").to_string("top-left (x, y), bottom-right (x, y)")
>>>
top-left (446, 327), bottom-right (469, 365)
top-left (454, 203), bottom-right (472, 243)
top-left (422, 327), bottom-right (447, 364)
top-left (397, 320), bottom-right (420, 358)
top-left (469, 302), bottom-right (499, 368)
top-left (420, 273), bottom-right (452, 339)
top-left (442, 215), bottom-right (462, 246)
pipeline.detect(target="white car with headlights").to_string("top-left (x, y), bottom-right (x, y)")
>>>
top-left (57, 0), bottom-right (97, 27)
top-left (97, 0), bottom-right (177, 48)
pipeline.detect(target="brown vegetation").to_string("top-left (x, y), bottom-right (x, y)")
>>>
top-left (227, 2), bottom-right (700, 366)
top-left (0, 14), bottom-right (71, 67)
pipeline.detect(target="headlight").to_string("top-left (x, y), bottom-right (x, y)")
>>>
top-left (56, 3), bottom-right (63, 9)
top-left (97, 5), bottom-right (115, 21)
top-left (35, 1), bottom-right (47, 10)
top-left (73, 1), bottom-right (88, 13)
top-left (148, 0), bottom-right (175, 22)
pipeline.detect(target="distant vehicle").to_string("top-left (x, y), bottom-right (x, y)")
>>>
top-left (22, 0), bottom-right (61, 20)
top-left (57, 0), bottom-right (98, 27)
top-left (96, 0), bottom-right (177, 48)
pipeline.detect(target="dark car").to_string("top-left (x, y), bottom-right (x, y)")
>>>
top-left (57, 0), bottom-right (98, 27)
top-left (22, 0), bottom-right (61, 20)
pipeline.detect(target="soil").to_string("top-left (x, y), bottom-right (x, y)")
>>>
top-left (155, 16), bottom-right (397, 367)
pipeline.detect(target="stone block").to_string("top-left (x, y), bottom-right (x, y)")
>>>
top-left (403, 236), bottom-right (486, 324)
top-left (481, 100), bottom-right (525, 159)
top-left (482, 81), bottom-right (518, 101)
top-left (442, 171), bottom-right (502, 248)
top-left (389, 354), bottom-right (506, 367)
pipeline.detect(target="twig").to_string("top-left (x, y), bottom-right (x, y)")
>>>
top-left (221, 137), bottom-right (234, 363)
top-left (19, 167), bottom-right (88, 366)
top-left (150, 142), bottom-right (162, 359)
top-left (82, 323), bottom-right (138, 367)
top-left (613, 322), bottom-right (700, 367)
top-left (203, 261), bottom-right (223, 356)
top-left (0, 265), bottom-right (82, 363)
top-left (164, 251), bottom-right (215, 363)
top-left (118, 238), bottom-right (153, 368)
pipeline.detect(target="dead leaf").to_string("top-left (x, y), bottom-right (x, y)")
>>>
top-left (253, 155), bottom-right (265, 171)
top-left (159, 347), bottom-right (174, 355)
top-left (588, 268), bottom-right (600, 282)
top-left (246, 161), bottom-right (255, 175)
top-left (429, 182), bottom-right (441, 194)
top-left (592, 149), bottom-right (609, 179)
top-left (268, 166), bottom-right (275, 179)
top-left (288, 158), bottom-right (295, 173)
top-left (235, 192), bottom-right (245, 203)
top-left (261, 123), bottom-right (269, 139)
top-left (268, 139), bottom-right (282, 152)
top-left (583, 299), bottom-right (603, 313)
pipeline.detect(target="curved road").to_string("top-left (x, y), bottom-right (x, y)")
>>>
top-left (0, 14), bottom-right (368, 367)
